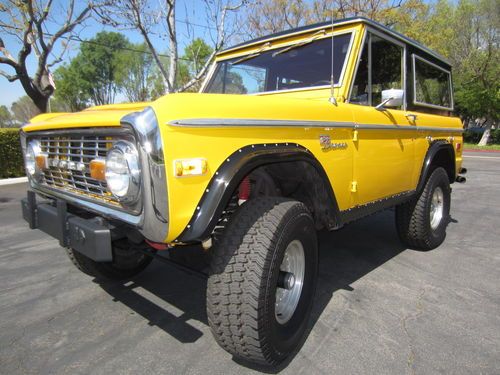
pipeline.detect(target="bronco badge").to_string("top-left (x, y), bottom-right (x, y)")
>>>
top-left (319, 135), bottom-right (348, 150)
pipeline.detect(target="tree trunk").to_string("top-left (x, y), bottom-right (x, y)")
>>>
top-left (478, 118), bottom-right (493, 146)
top-left (32, 95), bottom-right (49, 113)
top-left (167, 2), bottom-right (177, 92)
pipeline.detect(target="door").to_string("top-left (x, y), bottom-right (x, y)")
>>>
top-left (348, 30), bottom-right (416, 206)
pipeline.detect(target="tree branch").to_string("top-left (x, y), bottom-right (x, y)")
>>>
top-left (35, 0), bottom-right (93, 88)
top-left (179, 1), bottom-right (245, 92)
top-left (130, 0), bottom-right (172, 92)
top-left (0, 69), bottom-right (19, 82)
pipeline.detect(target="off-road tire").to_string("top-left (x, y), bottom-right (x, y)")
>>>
top-left (207, 197), bottom-right (318, 367)
top-left (396, 167), bottom-right (451, 250)
top-left (65, 239), bottom-right (152, 280)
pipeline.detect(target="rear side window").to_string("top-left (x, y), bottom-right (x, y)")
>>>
top-left (413, 55), bottom-right (452, 110)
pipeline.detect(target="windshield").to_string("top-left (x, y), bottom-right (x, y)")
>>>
top-left (204, 32), bottom-right (353, 94)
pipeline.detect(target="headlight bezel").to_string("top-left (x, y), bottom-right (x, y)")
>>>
top-left (105, 141), bottom-right (141, 204)
top-left (25, 139), bottom-right (43, 181)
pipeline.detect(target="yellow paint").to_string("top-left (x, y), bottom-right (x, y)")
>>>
top-left (23, 20), bottom-right (463, 243)
top-left (23, 103), bottom-right (150, 132)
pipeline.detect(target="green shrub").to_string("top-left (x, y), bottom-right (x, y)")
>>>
top-left (464, 128), bottom-right (500, 145)
top-left (463, 130), bottom-right (482, 144)
top-left (490, 129), bottom-right (500, 144)
top-left (0, 128), bottom-right (25, 178)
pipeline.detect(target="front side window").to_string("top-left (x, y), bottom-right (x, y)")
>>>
top-left (350, 32), bottom-right (404, 107)
top-left (205, 33), bottom-right (353, 94)
top-left (413, 55), bottom-right (452, 109)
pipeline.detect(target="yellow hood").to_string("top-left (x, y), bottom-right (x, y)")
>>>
top-left (22, 102), bottom-right (150, 132)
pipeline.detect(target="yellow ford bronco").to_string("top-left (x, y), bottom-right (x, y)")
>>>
top-left (21, 17), bottom-right (465, 366)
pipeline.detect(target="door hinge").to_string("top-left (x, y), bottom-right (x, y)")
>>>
top-left (350, 181), bottom-right (358, 193)
top-left (353, 129), bottom-right (359, 142)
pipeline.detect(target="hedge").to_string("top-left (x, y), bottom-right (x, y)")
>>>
top-left (0, 128), bottom-right (25, 178)
top-left (490, 129), bottom-right (500, 144)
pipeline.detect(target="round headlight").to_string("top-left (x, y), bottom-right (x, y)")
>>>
top-left (25, 140), bottom-right (42, 179)
top-left (105, 141), bottom-right (140, 203)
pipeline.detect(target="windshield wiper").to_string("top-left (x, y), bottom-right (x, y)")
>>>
top-left (231, 42), bottom-right (271, 65)
top-left (272, 29), bottom-right (326, 57)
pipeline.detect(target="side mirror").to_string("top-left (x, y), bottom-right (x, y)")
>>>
top-left (376, 89), bottom-right (404, 110)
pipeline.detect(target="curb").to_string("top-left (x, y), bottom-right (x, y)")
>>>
top-left (0, 177), bottom-right (28, 186)
top-left (464, 149), bottom-right (500, 153)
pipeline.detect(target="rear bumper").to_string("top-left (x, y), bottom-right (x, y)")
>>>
top-left (21, 191), bottom-right (113, 262)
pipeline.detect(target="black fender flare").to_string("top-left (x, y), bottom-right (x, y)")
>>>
top-left (416, 140), bottom-right (455, 193)
top-left (176, 143), bottom-right (340, 243)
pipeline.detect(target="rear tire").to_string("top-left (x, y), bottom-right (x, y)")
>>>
top-left (396, 167), bottom-right (451, 250)
top-left (207, 197), bottom-right (318, 367)
top-left (65, 239), bottom-right (152, 280)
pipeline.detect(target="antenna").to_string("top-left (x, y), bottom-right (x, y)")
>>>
top-left (329, 9), bottom-right (337, 106)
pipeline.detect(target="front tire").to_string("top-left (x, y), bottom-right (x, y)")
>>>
top-left (396, 167), bottom-right (451, 250)
top-left (65, 239), bottom-right (152, 280)
top-left (207, 197), bottom-right (318, 366)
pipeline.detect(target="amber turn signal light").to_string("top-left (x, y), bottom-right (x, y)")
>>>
top-left (174, 158), bottom-right (208, 177)
top-left (35, 154), bottom-right (48, 169)
top-left (90, 159), bottom-right (106, 181)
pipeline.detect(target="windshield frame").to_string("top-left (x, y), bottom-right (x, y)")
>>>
top-left (201, 29), bottom-right (356, 95)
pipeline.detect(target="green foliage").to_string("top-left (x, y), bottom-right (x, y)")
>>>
top-left (54, 32), bottom-right (130, 107)
top-left (184, 38), bottom-right (213, 74)
top-left (463, 130), bottom-right (483, 144)
top-left (395, 0), bottom-right (499, 123)
top-left (10, 96), bottom-right (40, 124)
top-left (53, 63), bottom-right (91, 111)
top-left (0, 105), bottom-right (15, 128)
top-left (490, 129), bottom-right (500, 144)
top-left (0, 128), bottom-right (24, 178)
top-left (116, 43), bottom-right (156, 102)
top-left (463, 129), bottom-right (500, 144)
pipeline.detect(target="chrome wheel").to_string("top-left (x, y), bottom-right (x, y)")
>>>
top-left (275, 240), bottom-right (305, 324)
top-left (430, 186), bottom-right (444, 230)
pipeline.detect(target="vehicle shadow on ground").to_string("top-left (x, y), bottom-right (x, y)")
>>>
top-left (96, 209), bottom-right (411, 370)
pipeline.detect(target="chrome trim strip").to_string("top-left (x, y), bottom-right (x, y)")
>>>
top-left (168, 118), bottom-right (463, 133)
top-left (170, 118), bottom-right (355, 128)
top-left (121, 107), bottom-right (169, 243)
top-left (415, 126), bottom-right (462, 133)
top-left (412, 54), bottom-right (454, 111)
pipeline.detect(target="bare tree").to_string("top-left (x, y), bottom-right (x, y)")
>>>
top-left (96, 0), bottom-right (245, 93)
top-left (0, 0), bottom-right (102, 113)
top-left (241, 0), bottom-right (406, 39)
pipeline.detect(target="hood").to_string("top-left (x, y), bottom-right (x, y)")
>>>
top-left (22, 102), bottom-right (150, 132)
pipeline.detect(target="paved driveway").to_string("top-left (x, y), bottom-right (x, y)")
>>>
top-left (1, 152), bottom-right (499, 375)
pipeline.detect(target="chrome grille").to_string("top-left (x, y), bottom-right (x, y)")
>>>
top-left (37, 135), bottom-right (122, 205)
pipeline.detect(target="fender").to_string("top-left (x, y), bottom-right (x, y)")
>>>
top-left (416, 140), bottom-right (456, 193)
top-left (176, 143), bottom-right (341, 243)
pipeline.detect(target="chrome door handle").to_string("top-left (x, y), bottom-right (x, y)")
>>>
top-left (405, 113), bottom-right (418, 122)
